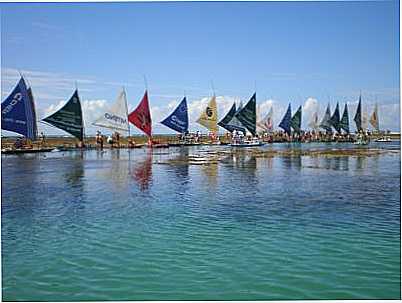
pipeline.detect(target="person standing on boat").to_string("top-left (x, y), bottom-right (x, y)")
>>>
top-left (107, 135), bottom-right (113, 147)
top-left (40, 132), bottom-right (46, 147)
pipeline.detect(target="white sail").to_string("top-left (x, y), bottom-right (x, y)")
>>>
top-left (92, 90), bottom-right (129, 132)
top-left (257, 106), bottom-right (273, 133)
top-left (308, 111), bottom-right (319, 130)
top-left (362, 107), bottom-right (369, 131)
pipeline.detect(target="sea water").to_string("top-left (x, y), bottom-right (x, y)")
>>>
top-left (2, 142), bottom-right (400, 300)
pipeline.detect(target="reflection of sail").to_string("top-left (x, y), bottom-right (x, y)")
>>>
top-left (356, 156), bottom-right (366, 170)
top-left (132, 152), bottom-right (153, 190)
top-left (169, 148), bottom-right (190, 184)
top-left (282, 156), bottom-right (302, 170)
top-left (201, 162), bottom-right (218, 187)
top-left (106, 149), bottom-right (129, 187)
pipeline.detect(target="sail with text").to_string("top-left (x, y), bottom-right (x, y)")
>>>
top-left (257, 106), bottom-right (273, 133)
top-left (1, 77), bottom-right (38, 140)
top-left (42, 89), bottom-right (84, 141)
top-left (329, 102), bottom-right (341, 133)
top-left (128, 90), bottom-right (152, 137)
top-left (225, 100), bottom-right (246, 133)
top-left (279, 103), bottom-right (292, 135)
top-left (320, 103), bottom-right (332, 132)
top-left (369, 103), bottom-right (379, 131)
top-left (196, 95), bottom-right (218, 133)
top-left (290, 105), bottom-right (302, 133)
top-left (92, 89), bottom-right (129, 132)
top-left (354, 95), bottom-right (362, 131)
top-left (161, 97), bottom-right (188, 133)
top-left (339, 103), bottom-right (350, 133)
top-left (236, 93), bottom-right (257, 136)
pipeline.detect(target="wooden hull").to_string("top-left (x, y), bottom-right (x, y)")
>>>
top-left (2, 148), bottom-right (55, 155)
top-left (229, 142), bottom-right (265, 147)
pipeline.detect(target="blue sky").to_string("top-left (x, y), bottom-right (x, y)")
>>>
top-left (1, 1), bottom-right (400, 135)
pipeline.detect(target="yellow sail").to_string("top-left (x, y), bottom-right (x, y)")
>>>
top-left (196, 95), bottom-right (218, 132)
top-left (369, 103), bottom-right (379, 131)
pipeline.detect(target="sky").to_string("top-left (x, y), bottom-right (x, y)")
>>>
top-left (1, 1), bottom-right (400, 136)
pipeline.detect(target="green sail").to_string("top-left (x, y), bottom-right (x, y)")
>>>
top-left (329, 102), bottom-right (341, 133)
top-left (290, 105), bottom-right (302, 133)
top-left (43, 90), bottom-right (84, 140)
top-left (354, 95), bottom-right (362, 131)
top-left (339, 103), bottom-right (350, 133)
top-left (235, 93), bottom-right (256, 135)
top-left (320, 103), bottom-right (332, 132)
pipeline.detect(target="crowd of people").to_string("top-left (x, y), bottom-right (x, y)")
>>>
top-left (7, 128), bottom-right (382, 151)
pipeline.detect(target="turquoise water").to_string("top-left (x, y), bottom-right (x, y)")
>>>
top-left (2, 142), bottom-right (400, 301)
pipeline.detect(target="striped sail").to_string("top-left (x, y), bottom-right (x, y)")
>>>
top-left (257, 106), bottom-right (273, 133)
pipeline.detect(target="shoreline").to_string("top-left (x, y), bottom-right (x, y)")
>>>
top-left (1, 133), bottom-right (400, 150)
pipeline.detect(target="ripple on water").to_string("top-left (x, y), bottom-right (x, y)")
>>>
top-left (1, 147), bottom-right (400, 300)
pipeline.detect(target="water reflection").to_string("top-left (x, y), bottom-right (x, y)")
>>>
top-left (132, 152), bottom-right (153, 191)
top-left (281, 156), bottom-right (302, 170)
top-left (201, 162), bottom-right (218, 187)
top-left (356, 156), bottom-right (367, 170)
top-left (63, 159), bottom-right (84, 187)
top-left (168, 147), bottom-right (190, 185)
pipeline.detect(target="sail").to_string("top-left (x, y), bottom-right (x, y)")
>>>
top-left (329, 102), bottom-right (341, 133)
top-left (362, 109), bottom-right (368, 131)
top-left (218, 102), bottom-right (236, 131)
top-left (27, 87), bottom-right (38, 140)
top-left (128, 90), bottom-right (152, 137)
top-left (1, 77), bottom-right (37, 140)
top-left (43, 90), bottom-right (84, 140)
top-left (225, 100), bottom-right (246, 133)
top-left (236, 93), bottom-right (257, 135)
top-left (196, 95), bottom-right (218, 132)
top-left (354, 95), bottom-right (362, 131)
top-left (369, 103), bottom-right (379, 131)
top-left (320, 103), bottom-right (332, 132)
top-left (161, 97), bottom-right (188, 133)
top-left (279, 103), bottom-right (292, 135)
top-left (308, 111), bottom-right (319, 130)
top-left (339, 103), bottom-right (350, 133)
top-left (92, 90), bottom-right (129, 132)
top-left (257, 106), bottom-right (273, 133)
top-left (290, 105), bottom-right (302, 133)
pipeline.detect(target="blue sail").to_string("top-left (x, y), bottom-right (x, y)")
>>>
top-left (1, 77), bottom-right (37, 140)
top-left (279, 103), bottom-right (292, 135)
top-left (161, 97), bottom-right (188, 133)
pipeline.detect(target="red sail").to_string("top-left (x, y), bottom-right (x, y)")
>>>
top-left (128, 90), bottom-right (152, 137)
